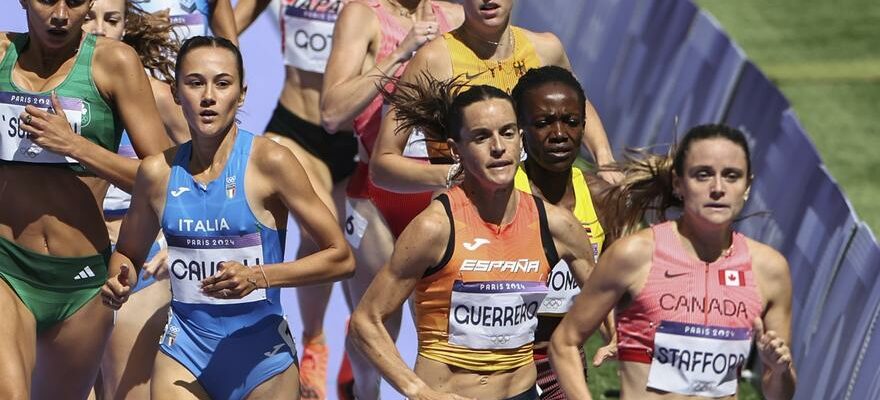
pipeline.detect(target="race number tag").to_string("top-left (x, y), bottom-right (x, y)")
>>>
top-left (283, 0), bottom-right (342, 72)
top-left (647, 321), bottom-right (752, 397)
top-left (448, 280), bottom-right (548, 349)
top-left (538, 260), bottom-right (580, 315)
top-left (343, 199), bottom-right (368, 249)
top-left (170, 12), bottom-right (207, 41)
top-left (401, 127), bottom-right (429, 158)
top-left (167, 233), bottom-right (267, 304)
top-left (0, 91), bottom-right (83, 163)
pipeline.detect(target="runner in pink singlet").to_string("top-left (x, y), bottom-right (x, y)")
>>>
top-left (549, 124), bottom-right (797, 400)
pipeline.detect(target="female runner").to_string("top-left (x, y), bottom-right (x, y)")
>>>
top-left (101, 36), bottom-right (355, 399)
top-left (351, 83), bottom-right (596, 400)
top-left (550, 124), bottom-right (796, 399)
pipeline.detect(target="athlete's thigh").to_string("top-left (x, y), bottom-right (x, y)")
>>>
top-left (0, 280), bottom-right (37, 397)
top-left (33, 294), bottom-right (113, 400)
top-left (101, 279), bottom-right (170, 400)
top-left (151, 351), bottom-right (211, 400)
top-left (244, 362), bottom-right (300, 400)
top-left (344, 197), bottom-right (395, 304)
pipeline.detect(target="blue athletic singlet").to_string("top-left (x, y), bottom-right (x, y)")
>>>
top-left (158, 130), bottom-right (296, 400)
top-left (140, 0), bottom-right (212, 40)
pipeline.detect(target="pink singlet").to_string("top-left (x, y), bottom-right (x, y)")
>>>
top-left (615, 221), bottom-right (763, 397)
top-left (346, 0), bottom-right (451, 238)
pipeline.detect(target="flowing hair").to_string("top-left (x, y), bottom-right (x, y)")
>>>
top-left (123, 1), bottom-right (181, 82)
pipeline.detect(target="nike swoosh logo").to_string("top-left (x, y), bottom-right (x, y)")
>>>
top-left (463, 238), bottom-right (490, 251)
top-left (464, 70), bottom-right (488, 80)
top-left (171, 187), bottom-right (191, 197)
top-left (664, 271), bottom-right (689, 279)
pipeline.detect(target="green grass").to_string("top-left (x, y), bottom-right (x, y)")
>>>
top-left (695, 0), bottom-right (880, 232)
top-left (583, 334), bottom-right (762, 399)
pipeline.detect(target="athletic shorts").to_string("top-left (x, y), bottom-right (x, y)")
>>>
top-left (346, 161), bottom-right (432, 238)
top-left (265, 102), bottom-right (358, 183)
top-left (507, 386), bottom-right (540, 400)
top-left (0, 236), bottom-right (109, 332)
top-left (159, 303), bottom-right (298, 400)
top-left (533, 346), bottom-right (588, 400)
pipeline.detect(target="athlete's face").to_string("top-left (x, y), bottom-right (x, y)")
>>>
top-left (174, 47), bottom-right (246, 138)
top-left (462, 0), bottom-right (513, 28)
top-left (673, 138), bottom-right (751, 227)
top-left (22, 0), bottom-right (94, 49)
top-left (450, 98), bottom-right (521, 189)
top-left (520, 82), bottom-right (584, 173)
top-left (82, 0), bottom-right (125, 41)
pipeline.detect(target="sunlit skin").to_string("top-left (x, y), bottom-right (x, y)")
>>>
top-left (173, 47), bottom-right (246, 143)
top-left (82, 0), bottom-right (124, 40)
top-left (21, 0), bottom-right (94, 51)
top-left (450, 98), bottom-right (522, 193)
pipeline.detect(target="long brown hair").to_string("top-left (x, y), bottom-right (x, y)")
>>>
top-left (600, 124), bottom-right (753, 238)
top-left (123, 1), bottom-right (180, 82)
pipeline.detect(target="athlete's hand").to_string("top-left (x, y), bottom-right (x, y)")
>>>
top-left (395, 1), bottom-right (439, 62)
top-left (101, 264), bottom-right (137, 310)
top-left (753, 317), bottom-right (792, 373)
top-left (201, 261), bottom-right (261, 299)
top-left (142, 248), bottom-right (170, 280)
top-left (592, 342), bottom-right (618, 367)
top-left (19, 91), bottom-right (86, 157)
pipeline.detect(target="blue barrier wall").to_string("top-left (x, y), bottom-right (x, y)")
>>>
top-left (515, 1), bottom-right (879, 398)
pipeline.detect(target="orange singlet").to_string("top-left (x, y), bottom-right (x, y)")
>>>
top-left (414, 187), bottom-right (555, 371)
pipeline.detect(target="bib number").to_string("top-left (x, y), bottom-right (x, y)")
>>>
top-left (283, 1), bottom-right (342, 72)
top-left (0, 91), bottom-right (83, 163)
top-left (167, 233), bottom-right (267, 304)
top-left (538, 260), bottom-right (580, 315)
top-left (448, 280), bottom-right (547, 350)
top-left (647, 321), bottom-right (752, 397)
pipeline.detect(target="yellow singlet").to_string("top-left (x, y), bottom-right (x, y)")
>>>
top-left (444, 26), bottom-right (543, 93)
top-left (514, 166), bottom-right (605, 259)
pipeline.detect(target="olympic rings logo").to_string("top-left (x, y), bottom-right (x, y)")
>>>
top-left (542, 298), bottom-right (565, 308)
top-left (489, 334), bottom-right (512, 345)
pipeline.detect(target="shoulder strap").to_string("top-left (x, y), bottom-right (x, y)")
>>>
top-left (423, 193), bottom-right (455, 278)
top-left (534, 194), bottom-right (560, 267)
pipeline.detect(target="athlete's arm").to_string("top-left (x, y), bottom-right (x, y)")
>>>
top-left (369, 40), bottom-right (454, 192)
top-left (546, 202), bottom-right (595, 286)
top-left (233, 0), bottom-right (272, 35)
top-left (150, 78), bottom-right (190, 144)
top-left (255, 140), bottom-right (355, 286)
top-left (102, 152), bottom-right (171, 309)
top-left (321, 1), bottom-right (437, 133)
top-left (752, 243), bottom-right (797, 400)
top-left (531, 31), bottom-right (619, 183)
top-left (22, 40), bottom-right (170, 192)
top-left (350, 204), bottom-right (468, 400)
top-left (208, 0), bottom-right (239, 45)
top-left (550, 232), bottom-right (651, 399)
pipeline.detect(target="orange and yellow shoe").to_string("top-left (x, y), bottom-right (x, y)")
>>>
top-left (299, 335), bottom-right (329, 400)
top-left (337, 350), bottom-right (355, 400)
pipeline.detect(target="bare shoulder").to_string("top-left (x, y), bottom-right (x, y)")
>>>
top-left (92, 36), bottom-right (141, 68)
top-left (544, 199), bottom-right (583, 235)
top-left (745, 238), bottom-right (791, 284)
top-left (435, 1), bottom-right (464, 28)
top-left (139, 147), bottom-right (177, 184)
top-left (407, 35), bottom-right (453, 80)
top-left (148, 78), bottom-right (173, 102)
top-left (398, 198), bottom-right (451, 247)
top-left (603, 227), bottom-right (654, 273)
top-left (520, 28), bottom-right (567, 67)
top-left (0, 32), bottom-right (13, 60)
top-left (250, 134), bottom-right (298, 174)
top-left (338, 1), bottom-right (380, 34)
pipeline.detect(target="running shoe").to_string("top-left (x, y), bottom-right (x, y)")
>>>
top-left (300, 335), bottom-right (329, 400)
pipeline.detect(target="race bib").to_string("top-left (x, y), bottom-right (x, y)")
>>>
top-left (538, 260), bottom-right (580, 315)
top-left (343, 199), bottom-right (368, 249)
top-left (0, 91), bottom-right (83, 163)
top-left (170, 12), bottom-right (207, 41)
top-left (167, 233), bottom-right (267, 304)
top-left (283, 0), bottom-right (342, 72)
top-left (647, 321), bottom-right (752, 397)
top-left (448, 280), bottom-right (548, 349)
